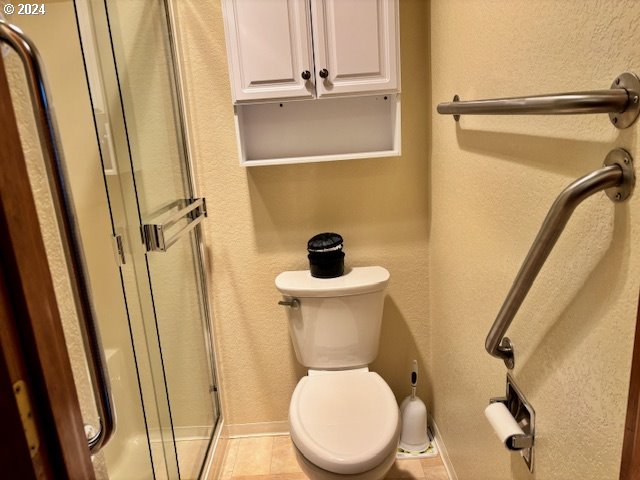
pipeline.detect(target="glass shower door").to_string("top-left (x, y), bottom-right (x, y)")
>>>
top-left (77, 0), bottom-right (220, 478)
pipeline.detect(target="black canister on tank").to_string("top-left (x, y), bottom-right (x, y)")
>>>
top-left (307, 232), bottom-right (344, 278)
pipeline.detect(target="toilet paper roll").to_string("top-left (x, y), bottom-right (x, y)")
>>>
top-left (484, 402), bottom-right (524, 449)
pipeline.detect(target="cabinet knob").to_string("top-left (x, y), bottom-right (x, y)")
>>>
top-left (301, 70), bottom-right (311, 80)
top-left (319, 68), bottom-right (329, 79)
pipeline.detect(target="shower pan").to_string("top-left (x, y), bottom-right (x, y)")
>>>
top-left (1, 1), bottom-right (221, 478)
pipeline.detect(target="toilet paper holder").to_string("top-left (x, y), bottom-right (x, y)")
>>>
top-left (489, 374), bottom-right (536, 472)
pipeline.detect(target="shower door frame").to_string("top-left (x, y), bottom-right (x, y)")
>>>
top-left (163, 0), bottom-right (226, 447)
top-left (157, 2), bottom-right (226, 474)
top-left (163, 1), bottom-right (227, 474)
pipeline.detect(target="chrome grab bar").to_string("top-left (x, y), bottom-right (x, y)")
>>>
top-left (486, 149), bottom-right (635, 369)
top-left (0, 20), bottom-right (114, 453)
top-left (437, 72), bottom-right (640, 129)
top-left (143, 198), bottom-right (207, 252)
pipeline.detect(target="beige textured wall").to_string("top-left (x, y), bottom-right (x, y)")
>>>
top-left (174, 0), bottom-right (431, 426)
top-left (430, 1), bottom-right (640, 479)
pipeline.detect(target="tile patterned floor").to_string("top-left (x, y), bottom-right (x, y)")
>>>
top-left (218, 435), bottom-right (449, 479)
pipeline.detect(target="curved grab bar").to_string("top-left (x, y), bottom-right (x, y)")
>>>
top-left (0, 20), bottom-right (114, 452)
top-left (486, 149), bottom-right (635, 369)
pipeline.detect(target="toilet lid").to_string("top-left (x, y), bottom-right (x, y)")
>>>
top-left (289, 370), bottom-right (400, 475)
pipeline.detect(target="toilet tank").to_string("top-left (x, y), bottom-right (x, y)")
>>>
top-left (275, 266), bottom-right (390, 370)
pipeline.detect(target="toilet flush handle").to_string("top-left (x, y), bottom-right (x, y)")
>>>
top-left (278, 298), bottom-right (300, 309)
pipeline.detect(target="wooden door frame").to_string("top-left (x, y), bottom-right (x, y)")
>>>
top-left (0, 49), bottom-right (94, 478)
top-left (621, 292), bottom-right (640, 480)
top-left (0, 267), bottom-right (48, 479)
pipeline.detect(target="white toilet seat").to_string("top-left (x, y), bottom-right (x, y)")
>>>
top-left (292, 440), bottom-right (398, 480)
top-left (289, 369), bottom-right (400, 475)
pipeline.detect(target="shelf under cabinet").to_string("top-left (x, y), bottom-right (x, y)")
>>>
top-left (234, 94), bottom-right (401, 167)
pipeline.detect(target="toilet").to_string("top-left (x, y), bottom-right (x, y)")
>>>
top-left (275, 266), bottom-right (400, 479)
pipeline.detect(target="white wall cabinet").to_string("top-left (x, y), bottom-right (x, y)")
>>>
top-left (311, 0), bottom-right (399, 98)
top-left (222, 0), bottom-right (401, 166)
top-left (222, 0), bottom-right (315, 103)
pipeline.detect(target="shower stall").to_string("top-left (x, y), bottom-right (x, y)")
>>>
top-left (1, 1), bottom-right (221, 478)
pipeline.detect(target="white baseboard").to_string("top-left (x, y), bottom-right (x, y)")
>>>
top-left (430, 419), bottom-right (458, 480)
top-left (226, 421), bottom-right (290, 438)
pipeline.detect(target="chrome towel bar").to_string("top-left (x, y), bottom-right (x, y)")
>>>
top-left (437, 72), bottom-right (640, 129)
top-left (0, 20), bottom-right (114, 452)
top-left (486, 149), bottom-right (635, 369)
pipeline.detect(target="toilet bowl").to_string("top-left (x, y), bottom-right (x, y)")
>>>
top-left (292, 444), bottom-right (398, 480)
top-left (276, 266), bottom-right (398, 479)
top-left (289, 369), bottom-right (400, 479)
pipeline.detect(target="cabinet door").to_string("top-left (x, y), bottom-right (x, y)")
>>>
top-left (311, 0), bottom-right (399, 98)
top-left (222, 0), bottom-right (314, 103)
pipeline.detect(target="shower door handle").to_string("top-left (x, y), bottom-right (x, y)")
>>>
top-left (143, 198), bottom-right (207, 252)
top-left (0, 20), bottom-right (115, 453)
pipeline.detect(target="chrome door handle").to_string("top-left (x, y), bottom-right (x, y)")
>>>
top-left (278, 299), bottom-right (300, 309)
top-left (143, 198), bottom-right (207, 252)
